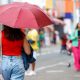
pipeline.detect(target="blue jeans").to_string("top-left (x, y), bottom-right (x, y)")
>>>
top-left (2, 55), bottom-right (25, 80)
top-left (0, 55), bottom-right (2, 74)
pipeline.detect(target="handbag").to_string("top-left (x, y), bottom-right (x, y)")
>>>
top-left (22, 45), bottom-right (36, 70)
top-left (22, 48), bottom-right (29, 70)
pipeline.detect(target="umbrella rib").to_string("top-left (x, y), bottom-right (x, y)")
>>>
top-left (22, 4), bottom-right (39, 28)
top-left (33, 5), bottom-right (52, 22)
top-left (14, 8), bottom-right (22, 28)
top-left (28, 6), bottom-right (52, 28)
top-left (30, 11), bottom-right (39, 28)
top-left (25, 8), bottom-right (39, 28)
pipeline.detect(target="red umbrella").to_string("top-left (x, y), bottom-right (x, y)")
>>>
top-left (0, 2), bottom-right (52, 29)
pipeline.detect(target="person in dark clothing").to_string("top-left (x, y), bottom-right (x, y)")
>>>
top-left (60, 34), bottom-right (67, 53)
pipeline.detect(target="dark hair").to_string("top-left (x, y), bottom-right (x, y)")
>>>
top-left (3, 25), bottom-right (25, 41)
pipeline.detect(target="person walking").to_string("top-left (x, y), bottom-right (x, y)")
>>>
top-left (60, 34), bottom-right (67, 53)
top-left (53, 31), bottom-right (56, 45)
top-left (39, 29), bottom-right (45, 47)
top-left (1, 25), bottom-right (31, 80)
top-left (26, 29), bottom-right (39, 76)
top-left (69, 23), bottom-right (80, 71)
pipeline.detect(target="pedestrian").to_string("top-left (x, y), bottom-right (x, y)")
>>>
top-left (1, 25), bottom-right (31, 80)
top-left (39, 29), bottom-right (45, 47)
top-left (26, 29), bottom-right (39, 76)
top-left (69, 23), bottom-right (80, 71)
top-left (66, 40), bottom-right (72, 55)
top-left (60, 34), bottom-right (67, 53)
top-left (52, 31), bottom-right (56, 45)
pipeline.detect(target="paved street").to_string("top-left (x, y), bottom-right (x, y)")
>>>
top-left (25, 45), bottom-right (80, 80)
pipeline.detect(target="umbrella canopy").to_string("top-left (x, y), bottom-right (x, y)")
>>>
top-left (0, 2), bottom-right (52, 29)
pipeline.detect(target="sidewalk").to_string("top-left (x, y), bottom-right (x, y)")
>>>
top-left (37, 44), bottom-right (60, 55)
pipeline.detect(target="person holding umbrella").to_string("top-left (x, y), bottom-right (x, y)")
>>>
top-left (1, 25), bottom-right (31, 80)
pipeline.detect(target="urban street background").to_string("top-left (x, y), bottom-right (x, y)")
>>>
top-left (0, 0), bottom-right (80, 80)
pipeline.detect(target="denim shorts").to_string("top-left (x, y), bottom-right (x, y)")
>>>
top-left (2, 55), bottom-right (25, 80)
top-left (0, 55), bottom-right (2, 74)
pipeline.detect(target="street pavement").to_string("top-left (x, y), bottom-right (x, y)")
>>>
top-left (25, 45), bottom-right (80, 80)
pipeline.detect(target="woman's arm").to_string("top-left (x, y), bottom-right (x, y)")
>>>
top-left (23, 38), bottom-right (31, 55)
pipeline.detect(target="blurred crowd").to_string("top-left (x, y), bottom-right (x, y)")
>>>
top-left (25, 8), bottom-right (67, 51)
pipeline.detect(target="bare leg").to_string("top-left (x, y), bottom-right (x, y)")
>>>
top-left (31, 62), bottom-right (35, 71)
